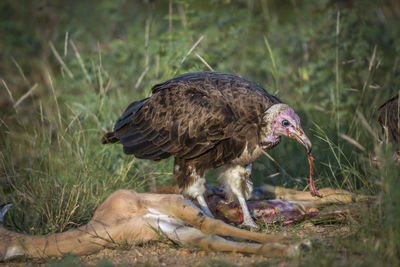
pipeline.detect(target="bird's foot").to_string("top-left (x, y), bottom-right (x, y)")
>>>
top-left (0, 203), bottom-right (12, 224)
top-left (236, 195), bottom-right (260, 230)
top-left (200, 206), bottom-right (214, 218)
top-left (240, 217), bottom-right (260, 230)
top-left (196, 195), bottom-right (215, 218)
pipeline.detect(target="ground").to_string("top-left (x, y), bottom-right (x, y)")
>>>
top-left (0, 224), bottom-right (350, 266)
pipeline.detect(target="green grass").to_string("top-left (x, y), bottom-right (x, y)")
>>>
top-left (0, 0), bottom-right (399, 265)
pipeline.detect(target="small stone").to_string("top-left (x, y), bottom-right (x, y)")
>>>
top-left (307, 207), bottom-right (319, 213)
top-left (180, 249), bottom-right (191, 256)
top-left (340, 226), bottom-right (350, 233)
top-left (296, 232), bottom-right (305, 238)
top-left (301, 222), bottom-right (315, 230)
top-left (198, 251), bottom-right (207, 256)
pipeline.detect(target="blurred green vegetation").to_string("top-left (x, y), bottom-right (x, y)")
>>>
top-left (0, 0), bottom-right (399, 265)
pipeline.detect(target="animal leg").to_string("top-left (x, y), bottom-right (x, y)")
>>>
top-left (257, 185), bottom-right (371, 206)
top-left (148, 194), bottom-right (290, 244)
top-left (159, 223), bottom-right (297, 257)
top-left (0, 190), bottom-right (160, 261)
top-left (219, 164), bottom-right (258, 229)
top-left (143, 195), bottom-right (303, 257)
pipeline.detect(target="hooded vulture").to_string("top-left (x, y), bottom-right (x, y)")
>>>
top-left (377, 94), bottom-right (399, 163)
top-left (378, 94), bottom-right (399, 144)
top-left (102, 72), bottom-right (313, 228)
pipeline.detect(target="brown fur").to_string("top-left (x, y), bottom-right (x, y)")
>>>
top-left (0, 185), bottom-right (369, 261)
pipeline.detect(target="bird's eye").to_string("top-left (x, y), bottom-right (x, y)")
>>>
top-left (282, 120), bottom-right (290, 127)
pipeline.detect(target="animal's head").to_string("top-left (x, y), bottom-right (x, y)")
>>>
top-left (262, 104), bottom-right (312, 152)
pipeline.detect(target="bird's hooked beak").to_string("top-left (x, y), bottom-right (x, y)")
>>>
top-left (289, 126), bottom-right (312, 153)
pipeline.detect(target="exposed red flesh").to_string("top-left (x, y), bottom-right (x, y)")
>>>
top-left (307, 151), bottom-right (322, 198)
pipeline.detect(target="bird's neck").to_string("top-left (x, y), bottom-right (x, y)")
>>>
top-left (260, 134), bottom-right (281, 150)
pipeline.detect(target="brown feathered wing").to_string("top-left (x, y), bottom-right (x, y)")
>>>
top-left (104, 72), bottom-right (280, 164)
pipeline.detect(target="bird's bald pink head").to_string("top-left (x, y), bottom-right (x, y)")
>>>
top-left (263, 104), bottom-right (312, 152)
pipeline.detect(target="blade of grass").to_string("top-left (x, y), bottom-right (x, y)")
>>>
top-left (263, 36), bottom-right (279, 94)
top-left (2, 79), bottom-right (15, 104)
top-left (11, 57), bottom-right (30, 87)
top-left (49, 41), bottom-right (74, 78)
top-left (13, 83), bottom-right (37, 109)
top-left (195, 52), bottom-right (214, 71)
top-left (64, 31), bottom-right (69, 57)
top-left (70, 40), bottom-right (91, 84)
top-left (181, 35), bottom-right (204, 64)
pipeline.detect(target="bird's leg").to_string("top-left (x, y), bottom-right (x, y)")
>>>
top-left (183, 173), bottom-right (214, 218)
top-left (219, 164), bottom-right (259, 229)
top-left (173, 159), bottom-right (214, 218)
top-left (196, 193), bottom-right (214, 218)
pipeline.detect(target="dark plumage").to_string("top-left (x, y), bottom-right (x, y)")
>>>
top-left (378, 94), bottom-right (399, 144)
top-left (376, 94), bottom-right (400, 165)
top-left (105, 72), bottom-right (279, 161)
top-left (103, 72), bottom-right (312, 228)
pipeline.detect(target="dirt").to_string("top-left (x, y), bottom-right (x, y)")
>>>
top-left (0, 224), bottom-right (350, 267)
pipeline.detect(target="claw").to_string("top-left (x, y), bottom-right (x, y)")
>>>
top-left (196, 195), bottom-right (214, 218)
top-left (0, 203), bottom-right (12, 224)
top-left (241, 218), bottom-right (260, 230)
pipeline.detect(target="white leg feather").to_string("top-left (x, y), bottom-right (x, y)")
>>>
top-left (238, 196), bottom-right (259, 229)
top-left (219, 164), bottom-right (259, 229)
top-left (183, 173), bottom-right (214, 218)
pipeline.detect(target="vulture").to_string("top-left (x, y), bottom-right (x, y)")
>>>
top-left (378, 94), bottom-right (399, 144)
top-left (377, 94), bottom-right (399, 162)
top-left (102, 72), bottom-right (312, 228)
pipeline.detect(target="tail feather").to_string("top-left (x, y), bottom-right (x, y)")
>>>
top-left (101, 132), bottom-right (120, 144)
